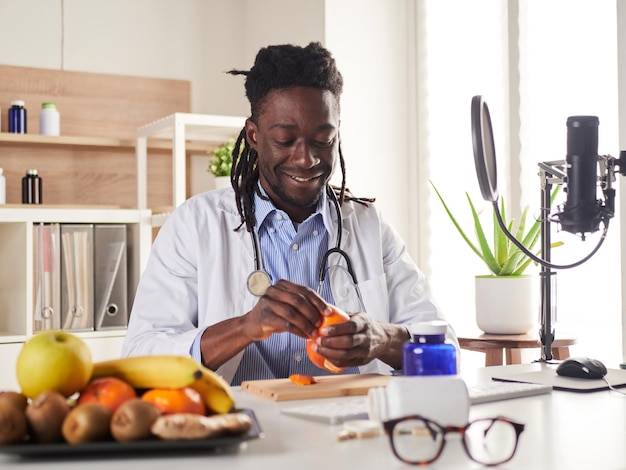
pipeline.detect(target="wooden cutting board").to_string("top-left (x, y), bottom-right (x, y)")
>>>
top-left (240, 374), bottom-right (391, 401)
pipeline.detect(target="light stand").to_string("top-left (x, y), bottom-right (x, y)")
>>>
top-left (537, 162), bottom-right (567, 361)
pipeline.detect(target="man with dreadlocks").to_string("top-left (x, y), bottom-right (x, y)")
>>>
top-left (123, 42), bottom-right (456, 385)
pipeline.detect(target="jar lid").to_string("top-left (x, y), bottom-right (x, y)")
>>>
top-left (11, 100), bottom-right (25, 107)
top-left (409, 320), bottom-right (448, 336)
top-left (42, 102), bottom-right (57, 109)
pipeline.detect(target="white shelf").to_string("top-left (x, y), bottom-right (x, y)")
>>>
top-left (135, 112), bottom-right (245, 211)
top-left (0, 206), bottom-right (146, 223)
top-left (136, 113), bottom-right (244, 141)
top-left (0, 208), bottom-right (153, 341)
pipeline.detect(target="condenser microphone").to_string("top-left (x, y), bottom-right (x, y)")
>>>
top-left (557, 115), bottom-right (602, 237)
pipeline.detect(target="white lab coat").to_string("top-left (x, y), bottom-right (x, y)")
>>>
top-left (122, 187), bottom-right (455, 384)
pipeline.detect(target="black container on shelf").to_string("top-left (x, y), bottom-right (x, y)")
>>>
top-left (22, 169), bottom-right (42, 204)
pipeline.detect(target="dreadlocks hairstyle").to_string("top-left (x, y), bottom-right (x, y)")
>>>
top-left (226, 42), bottom-right (374, 232)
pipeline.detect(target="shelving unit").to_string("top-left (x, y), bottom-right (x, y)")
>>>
top-left (0, 65), bottom-right (197, 391)
top-left (135, 113), bottom-right (245, 224)
top-left (0, 207), bottom-right (152, 342)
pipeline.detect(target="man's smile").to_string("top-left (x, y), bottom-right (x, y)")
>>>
top-left (288, 174), bottom-right (322, 183)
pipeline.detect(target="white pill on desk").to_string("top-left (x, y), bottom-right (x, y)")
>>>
top-left (342, 419), bottom-right (382, 438)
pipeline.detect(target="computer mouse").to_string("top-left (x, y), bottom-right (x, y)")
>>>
top-left (556, 357), bottom-right (607, 379)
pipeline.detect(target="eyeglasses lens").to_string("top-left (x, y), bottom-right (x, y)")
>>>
top-left (391, 418), bottom-right (444, 464)
top-left (464, 419), bottom-right (518, 465)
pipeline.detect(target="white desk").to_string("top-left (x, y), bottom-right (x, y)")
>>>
top-left (1, 363), bottom-right (625, 469)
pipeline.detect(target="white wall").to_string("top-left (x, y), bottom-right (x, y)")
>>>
top-left (0, 0), bottom-right (238, 115)
top-left (0, 0), bottom-right (414, 251)
top-left (325, 0), bottom-right (414, 257)
top-left (0, 0), bottom-right (326, 117)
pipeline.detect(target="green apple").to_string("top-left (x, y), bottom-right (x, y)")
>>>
top-left (16, 330), bottom-right (93, 398)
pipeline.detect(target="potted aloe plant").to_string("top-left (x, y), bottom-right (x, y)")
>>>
top-left (208, 139), bottom-right (236, 189)
top-left (430, 181), bottom-right (561, 334)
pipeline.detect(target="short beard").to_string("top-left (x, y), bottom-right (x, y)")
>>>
top-left (267, 178), bottom-right (325, 211)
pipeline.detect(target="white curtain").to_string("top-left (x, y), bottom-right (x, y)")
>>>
top-left (419, 0), bottom-right (621, 367)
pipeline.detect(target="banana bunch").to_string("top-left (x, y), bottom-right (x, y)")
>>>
top-left (91, 355), bottom-right (235, 414)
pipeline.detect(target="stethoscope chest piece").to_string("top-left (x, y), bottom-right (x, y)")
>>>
top-left (247, 270), bottom-right (272, 296)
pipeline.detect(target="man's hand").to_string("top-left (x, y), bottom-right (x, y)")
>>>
top-left (309, 313), bottom-right (408, 370)
top-left (241, 279), bottom-right (331, 341)
top-left (200, 280), bottom-right (331, 371)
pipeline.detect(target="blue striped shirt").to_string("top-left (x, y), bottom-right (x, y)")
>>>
top-left (231, 188), bottom-right (358, 385)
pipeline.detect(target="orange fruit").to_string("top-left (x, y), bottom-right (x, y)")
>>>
top-left (141, 387), bottom-right (206, 415)
top-left (289, 374), bottom-right (318, 386)
top-left (76, 376), bottom-right (137, 413)
top-left (306, 305), bottom-right (350, 373)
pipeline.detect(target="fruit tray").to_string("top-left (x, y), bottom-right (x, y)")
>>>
top-left (0, 409), bottom-right (263, 458)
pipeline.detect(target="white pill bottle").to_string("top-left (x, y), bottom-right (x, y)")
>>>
top-left (39, 102), bottom-right (60, 136)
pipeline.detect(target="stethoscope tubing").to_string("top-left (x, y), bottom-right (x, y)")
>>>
top-left (247, 185), bottom-right (362, 310)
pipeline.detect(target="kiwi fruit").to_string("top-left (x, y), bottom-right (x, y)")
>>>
top-left (111, 398), bottom-right (161, 442)
top-left (25, 390), bottom-right (70, 443)
top-left (0, 391), bottom-right (28, 412)
top-left (62, 402), bottom-right (112, 444)
top-left (0, 402), bottom-right (28, 445)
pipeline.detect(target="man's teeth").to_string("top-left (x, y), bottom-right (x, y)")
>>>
top-left (291, 175), bottom-right (315, 182)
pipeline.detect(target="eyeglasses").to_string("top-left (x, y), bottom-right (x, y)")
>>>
top-left (382, 415), bottom-right (525, 466)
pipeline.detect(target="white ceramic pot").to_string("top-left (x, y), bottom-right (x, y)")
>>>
top-left (475, 275), bottom-right (537, 334)
top-left (213, 176), bottom-right (231, 190)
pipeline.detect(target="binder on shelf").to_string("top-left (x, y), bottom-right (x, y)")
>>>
top-left (60, 224), bottom-right (94, 331)
top-left (94, 224), bottom-right (128, 330)
top-left (33, 223), bottom-right (61, 332)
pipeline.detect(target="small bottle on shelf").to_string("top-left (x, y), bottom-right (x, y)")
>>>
top-left (8, 100), bottom-right (27, 134)
top-left (0, 168), bottom-right (5, 204)
top-left (22, 169), bottom-right (42, 204)
top-left (39, 102), bottom-right (60, 136)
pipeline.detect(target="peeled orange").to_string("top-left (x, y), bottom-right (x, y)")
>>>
top-left (306, 305), bottom-right (350, 373)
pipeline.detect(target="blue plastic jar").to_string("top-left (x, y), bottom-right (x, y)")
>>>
top-left (403, 320), bottom-right (457, 376)
top-left (8, 100), bottom-right (27, 134)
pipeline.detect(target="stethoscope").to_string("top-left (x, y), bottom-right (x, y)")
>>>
top-left (246, 186), bottom-right (364, 310)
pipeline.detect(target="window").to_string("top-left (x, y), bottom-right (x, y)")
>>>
top-left (420, 0), bottom-right (620, 366)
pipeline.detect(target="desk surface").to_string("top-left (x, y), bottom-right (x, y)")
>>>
top-left (1, 363), bottom-right (624, 469)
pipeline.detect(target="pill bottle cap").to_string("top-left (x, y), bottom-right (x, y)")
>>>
top-left (11, 100), bottom-right (25, 107)
top-left (0, 168), bottom-right (3, 175)
top-left (26, 169), bottom-right (38, 176)
top-left (409, 320), bottom-right (448, 336)
top-left (42, 102), bottom-right (57, 110)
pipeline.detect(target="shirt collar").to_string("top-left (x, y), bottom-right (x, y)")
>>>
top-left (253, 183), bottom-right (335, 235)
